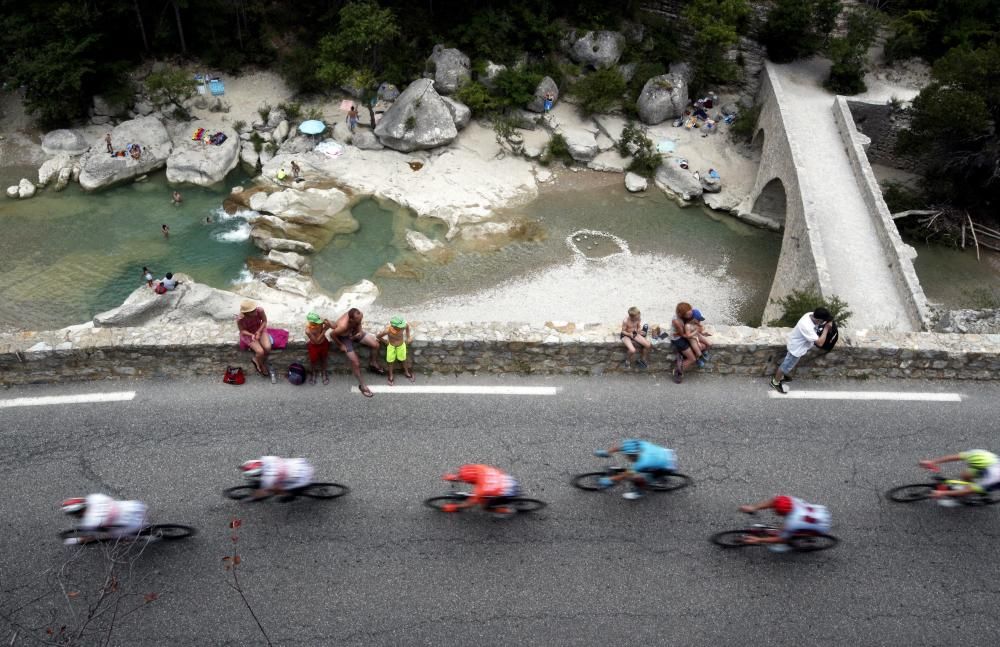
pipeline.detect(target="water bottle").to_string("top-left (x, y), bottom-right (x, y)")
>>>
top-left (641, 323), bottom-right (649, 337)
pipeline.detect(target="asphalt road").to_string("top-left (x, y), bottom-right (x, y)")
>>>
top-left (1, 373), bottom-right (998, 646)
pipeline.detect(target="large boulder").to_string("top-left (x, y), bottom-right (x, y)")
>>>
top-left (17, 178), bottom-right (36, 199)
top-left (441, 96), bottom-right (471, 130)
top-left (426, 45), bottom-right (471, 95)
top-left (637, 73), bottom-right (688, 125)
top-left (373, 79), bottom-right (458, 152)
top-left (248, 187), bottom-right (354, 228)
top-left (78, 117), bottom-right (173, 191)
top-left (700, 169), bottom-right (722, 193)
top-left (54, 167), bottom-right (72, 191)
top-left (351, 130), bottom-right (385, 150)
top-left (41, 129), bottom-right (89, 156)
top-left (481, 61), bottom-right (507, 90)
top-left (625, 172), bottom-right (648, 192)
top-left (277, 135), bottom-right (315, 156)
top-left (251, 233), bottom-right (315, 254)
top-left (267, 250), bottom-right (310, 272)
top-left (37, 154), bottom-right (72, 186)
top-left (562, 129), bottom-right (599, 162)
top-left (166, 124), bottom-right (240, 186)
top-left (526, 76), bottom-right (559, 113)
top-left (6, 185), bottom-right (20, 199)
top-left (566, 30), bottom-right (625, 69)
top-left (92, 94), bottom-right (128, 117)
top-left (273, 120), bottom-right (290, 144)
top-left (93, 274), bottom-right (244, 327)
top-left (240, 142), bottom-right (260, 174)
top-left (655, 160), bottom-right (703, 202)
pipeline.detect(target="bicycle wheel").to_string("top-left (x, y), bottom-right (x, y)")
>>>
top-left (571, 472), bottom-right (611, 491)
top-left (648, 472), bottom-right (693, 492)
top-left (424, 494), bottom-right (466, 511)
top-left (710, 530), bottom-right (751, 548)
top-left (142, 524), bottom-right (196, 541)
top-left (58, 529), bottom-right (89, 542)
top-left (223, 485), bottom-right (271, 501)
top-left (886, 483), bottom-right (935, 503)
top-left (507, 497), bottom-right (546, 513)
top-left (298, 483), bottom-right (350, 500)
top-left (788, 533), bottom-right (838, 552)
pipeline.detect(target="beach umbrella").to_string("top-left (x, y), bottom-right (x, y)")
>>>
top-left (298, 120), bottom-right (326, 135)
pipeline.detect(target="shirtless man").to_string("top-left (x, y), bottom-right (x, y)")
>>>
top-left (325, 308), bottom-right (383, 397)
top-left (621, 306), bottom-right (651, 369)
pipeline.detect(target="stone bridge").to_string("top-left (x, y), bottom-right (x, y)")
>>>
top-left (740, 62), bottom-right (930, 331)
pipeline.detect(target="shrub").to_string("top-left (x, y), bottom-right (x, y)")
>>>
top-left (491, 67), bottom-right (542, 110)
top-left (729, 104), bottom-right (760, 143)
top-left (278, 102), bottom-right (302, 121)
top-left (264, 142), bottom-right (278, 155)
top-left (570, 68), bottom-right (626, 115)
top-left (257, 103), bottom-right (271, 123)
top-left (250, 132), bottom-right (264, 153)
top-left (824, 6), bottom-right (881, 95)
top-left (233, 119), bottom-right (247, 133)
top-left (404, 115), bottom-right (416, 131)
top-left (617, 122), bottom-right (661, 178)
top-left (761, 0), bottom-right (841, 63)
top-left (305, 107), bottom-right (324, 121)
top-left (545, 133), bottom-right (574, 165)
top-left (767, 289), bottom-right (853, 327)
top-left (455, 81), bottom-right (497, 115)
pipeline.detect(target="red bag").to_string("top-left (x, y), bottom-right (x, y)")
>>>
top-left (154, 283), bottom-right (168, 294)
top-left (223, 366), bottom-right (246, 385)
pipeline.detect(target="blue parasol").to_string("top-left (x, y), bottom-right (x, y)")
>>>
top-left (298, 120), bottom-right (326, 135)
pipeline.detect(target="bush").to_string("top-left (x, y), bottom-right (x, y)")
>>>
top-left (279, 45), bottom-right (325, 94)
top-left (278, 102), bottom-right (302, 121)
top-left (455, 81), bottom-right (497, 114)
top-left (250, 132), bottom-right (264, 154)
top-left (824, 6), bottom-right (880, 95)
top-left (570, 68), bottom-right (626, 115)
top-left (404, 115), bottom-right (416, 132)
top-left (616, 122), bottom-right (662, 178)
top-left (761, 0), bottom-right (841, 63)
top-left (491, 67), bottom-right (542, 110)
top-left (729, 104), bottom-right (760, 143)
top-left (545, 133), bottom-right (574, 165)
top-left (233, 119), bottom-right (247, 133)
top-left (767, 289), bottom-right (853, 327)
top-left (257, 103), bottom-right (271, 123)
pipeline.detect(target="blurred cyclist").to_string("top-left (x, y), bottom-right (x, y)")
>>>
top-left (593, 439), bottom-right (677, 500)
top-left (240, 456), bottom-right (315, 500)
top-left (919, 449), bottom-right (1000, 499)
top-left (61, 493), bottom-right (148, 545)
top-left (441, 464), bottom-right (520, 515)
top-left (739, 495), bottom-right (831, 552)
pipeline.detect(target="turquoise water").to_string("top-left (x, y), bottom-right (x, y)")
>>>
top-left (0, 167), bottom-right (255, 331)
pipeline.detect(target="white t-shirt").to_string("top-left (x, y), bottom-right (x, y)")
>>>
top-left (80, 493), bottom-right (147, 535)
top-left (161, 277), bottom-right (177, 290)
top-left (786, 312), bottom-right (821, 358)
top-left (782, 497), bottom-right (831, 539)
top-left (259, 456), bottom-right (314, 490)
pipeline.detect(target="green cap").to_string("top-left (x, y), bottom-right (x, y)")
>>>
top-left (306, 312), bottom-right (322, 324)
top-left (390, 316), bottom-right (406, 328)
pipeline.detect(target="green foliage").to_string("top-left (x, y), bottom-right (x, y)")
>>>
top-left (278, 45), bottom-right (325, 94)
top-left (617, 123), bottom-right (662, 178)
top-left (901, 84), bottom-right (991, 148)
top-left (278, 102), bottom-right (302, 121)
top-left (404, 115), bottom-right (416, 132)
top-left (233, 120), bottom-right (247, 133)
top-left (492, 68), bottom-right (543, 109)
top-left (455, 81), bottom-right (498, 114)
top-left (145, 69), bottom-right (197, 121)
top-left (250, 132), bottom-right (264, 154)
top-left (257, 103), bottom-right (271, 123)
top-left (761, 0), bottom-right (841, 63)
top-left (683, 0), bottom-right (751, 93)
top-left (451, 3), bottom-right (563, 62)
top-left (824, 7), bottom-right (881, 95)
top-left (545, 133), bottom-right (575, 165)
top-left (305, 107), bottom-right (324, 121)
top-left (882, 1), bottom-right (1000, 64)
top-left (316, 0), bottom-right (400, 90)
top-left (768, 290), bottom-right (853, 328)
top-left (880, 181), bottom-right (925, 213)
top-left (570, 68), bottom-right (626, 115)
top-left (729, 104), bottom-right (760, 143)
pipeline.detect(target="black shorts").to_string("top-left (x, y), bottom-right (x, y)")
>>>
top-left (670, 337), bottom-right (691, 352)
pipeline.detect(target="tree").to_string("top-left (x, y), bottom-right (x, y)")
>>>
top-left (824, 6), bottom-right (881, 95)
top-left (683, 0), bottom-right (751, 93)
top-left (145, 68), bottom-right (197, 120)
top-left (317, 0), bottom-right (400, 84)
top-left (761, 0), bottom-right (841, 63)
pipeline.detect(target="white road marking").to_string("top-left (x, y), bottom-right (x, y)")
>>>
top-left (769, 390), bottom-right (962, 402)
top-left (0, 391), bottom-right (137, 409)
top-left (351, 385), bottom-right (560, 396)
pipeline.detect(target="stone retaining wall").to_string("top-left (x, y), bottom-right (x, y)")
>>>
top-left (2, 321), bottom-right (998, 386)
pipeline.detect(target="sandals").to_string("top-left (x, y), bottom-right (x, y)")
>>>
top-left (322, 372), bottom-right (330, 385)
top-left (252, 359), bottom-right (268, 377)
top-left (367, 364), bottom-right (386, 376)
top-left (359, 384), bottom-right (374, 398)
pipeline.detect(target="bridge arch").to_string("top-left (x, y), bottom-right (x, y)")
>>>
top-left (752, 178), bottom-right (786, 224)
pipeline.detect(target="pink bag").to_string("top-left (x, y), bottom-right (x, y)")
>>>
top-left (238, 328), bottom-right (289, 351)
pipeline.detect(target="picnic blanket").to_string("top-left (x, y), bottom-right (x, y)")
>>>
top-left (209, 79), bottom-right (225, 96)
top-left (192, 128), bottom-right (205, 141)
top-left (315, 140), bottom-right (344, 158)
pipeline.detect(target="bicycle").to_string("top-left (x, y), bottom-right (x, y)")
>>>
top-left (223, 481), bottom-right (350, 502)
top-left (886, 467), bottom-right (1000, 506)
top-left (710, 514), bottom-right (838, 552)
top-left (60, 524), bottom-right (195, 545)
top-left (571, 458), bottom-right (692, 494)
top-left (424, 480), bottom-right (546, 516)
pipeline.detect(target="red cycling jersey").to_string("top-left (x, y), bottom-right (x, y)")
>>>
top-left (458, 464), bottom-right (514, 503)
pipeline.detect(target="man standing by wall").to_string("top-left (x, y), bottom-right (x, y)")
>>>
top-left (770, 307), bottom-right (833, 394)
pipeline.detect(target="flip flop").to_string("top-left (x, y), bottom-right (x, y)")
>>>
top-left (387, 376), bottom-right (395, 386)
top-left (359, 384), bottom-right (374, 398)
top-left (252, 360), bottom-right (268, 377)
top-left (367, 365), bottom-right (386, 376)
top-left (405, 372), bottom-right (415, 382)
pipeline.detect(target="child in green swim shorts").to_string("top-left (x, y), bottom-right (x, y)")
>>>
top-left (376, 316), bottom-right (414, 385)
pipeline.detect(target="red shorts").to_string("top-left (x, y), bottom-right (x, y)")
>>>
top-left (307, 340), bottom-right (330, 363)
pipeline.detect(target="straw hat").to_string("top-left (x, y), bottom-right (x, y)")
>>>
top-left (239, 300), bottom-right (257, 314)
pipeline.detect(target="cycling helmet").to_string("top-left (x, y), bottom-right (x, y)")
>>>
top-left (965, 450), bottom-right (996, 471)
top-left (771, 495), bottom-right (794, 516)
top-left (240, 459), bottom-right (264, 478)
top-left (457, 464), bottom-right (479, 483)
top-left (621, 440), bottom-right (642, 456)
top-left (61, 497), bottom-right (87, 515)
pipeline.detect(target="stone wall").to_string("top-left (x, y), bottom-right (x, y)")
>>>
top-left (1, 321), bottom-right (998, 386)
top-left (845, 100), bottom-right (926, 173)
top-left (833, 96), bottom-right (931, 330)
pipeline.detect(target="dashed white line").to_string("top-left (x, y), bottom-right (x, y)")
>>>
top-left (768, 390), bottom-right (962, 402)
top-left (351, 385), bottom-right (560, 396)
top-left (0, 391), bottom-right (137, 409)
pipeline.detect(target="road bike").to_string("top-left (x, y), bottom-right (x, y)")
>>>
top-left (424, 480), bottom-right (546, 516)
top-left (886, 467), bottom-right (1000, 506)
top-left (571, 460), bottom-right (692, 494)
top-left (710, 523), bottom-right (838, 552)
top-left (224, 481), bottom-right (350, 502)
top-left (60, 524), bottom-right (195, 544)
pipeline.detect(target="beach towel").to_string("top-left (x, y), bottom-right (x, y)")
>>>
top-left (209, 79), bottom-right (225, 96)
top-left (192, 128), bottom-right (205, 141)
top-left (656, 139), bottom-right (677, 154)
top-left (239, 328), bottom-right (289, 352)
top-left (339, 99), bottom-right (355, 112)
top-left (315, 140), bottom-right (344, 158)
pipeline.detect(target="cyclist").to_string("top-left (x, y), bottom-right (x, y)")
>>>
top-left (919, 449), bottom-right (1000, 499)
top-left (240, 456), bottom-right (315, 500)
top-left (440, 464), bottom-right (520, 515)
top-left (738, 495), bottom-right (831, 552)
top-left (61, 493), bottom-right (148, 545)
top-left (593, 439), bottom-right (677, 500)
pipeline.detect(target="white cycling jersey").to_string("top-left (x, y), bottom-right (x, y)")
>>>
top-left (79, 493), bottom-right (147, 537)
top-left (781, 497), bottom-right (831, 539)
top-left (259, 456), bottom-right (314, 491)
top-left (974, 463), bottom-right (1000, 491)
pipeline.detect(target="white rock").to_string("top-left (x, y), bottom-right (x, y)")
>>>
top-left (351, 130), bottom-right (385, 150)
top-left (78, 117), bottom-right (172, 191)
top-left (166, 124), bottom-right (240, 186)
top-left (535, 169), bottom-right (554, 183)
top-left (441, 96), bottom-right (472, 130)
top-left (274, 273), bottom-right (314, 297)
top-left (38, 154), bottom-right (71, 186)
top-left (406, 230), bottom-right (443, 254)
top-left (267, 250), bottom-right (309, 272)
top-left (54, 167), bottom-right (72, 191)
top-left (562, 129), bottom-right (599, 162)
top-left (426, 44), bottom-right (471, 95)
top-left (240, 142), bottom-right (259, 174)
top-left (654, 160), bottom-right (703, 202)
top-left (41, 129), bottom-right (89, 156)
top-left (587, 151), bottom-right (628, 173)
top-left (374, 78), bottom-right (458, 152)
top-left (17, 178), bottom-right (36, 198)
top-left (625, 172), bottom-right (648, 192)
top-left (252, 187), bottom-right (352, 226)
top-left (6, 185), bottom-right (19, 198)
top-left (273, 120), bottom-right (289, 144)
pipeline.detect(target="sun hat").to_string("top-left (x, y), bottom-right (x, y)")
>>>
top-left (240, 300), bottom-right (257, 314)
top-left (390, 316), bottom-right (406, 328)
top-left (306, 312), bottom-right (322, 324)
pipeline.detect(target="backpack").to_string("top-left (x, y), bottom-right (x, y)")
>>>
top-left (154, 283), bottom-right (168, 294)
top-left (818, 320), bottom-right (839, 352)
top-left (287, 362), bottom-right (306, 385)
top-left (223, 366), bottom-right (246, 385)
